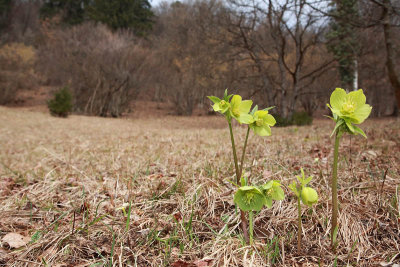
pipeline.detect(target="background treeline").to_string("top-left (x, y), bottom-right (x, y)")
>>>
top-left (0, 0), bottom-right (399, 118)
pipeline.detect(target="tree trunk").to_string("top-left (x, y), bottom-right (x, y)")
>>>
top-left (382, 1), bottom-right (400, 111)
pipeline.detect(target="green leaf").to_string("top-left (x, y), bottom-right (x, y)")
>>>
top-left (352, 124), bottom-right (367, 138)
top-left (250, 105), bottom-right (258, 115)
top-left (345, 119), bottom-right (355, 133)
top-left (288, 182), bottom-right (299, 197)
top-left (263, 106), bottom-right (275, 111)
top-left (303, 176), bottom-right (313, 186)
top-left (207, 96), bottom-right (221, 104)
top-left (331, 119), bottom-right (344, 137)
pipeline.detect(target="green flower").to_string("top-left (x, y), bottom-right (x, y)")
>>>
top-left (259, 180), bottom-right (285, 208)
top-left (327, 88), bottom-right (372, 137)
top-left (234, 186), bottom-right (266, 212)
top-left (208, 96), bottom-right (231, 115)
top-left (300, 187), bottom-right (318, 207)
top-left (229, 95), bottom-right (253, 124)
top-left (249, 110), bottom-right (276, 136)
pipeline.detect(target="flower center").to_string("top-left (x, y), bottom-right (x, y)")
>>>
top-left (232, 107), bottom-right (240, 117)
top-left (341, 99), bottom-right (356, 114)
top-left (219, 100), bottom-right (230, 113)
top-left (256, 118), bottom-right (263, 127)
top-left (245, 193), bottom-right (255, 204)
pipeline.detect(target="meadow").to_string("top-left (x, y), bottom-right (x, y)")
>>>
top-left (0, 106), bottom-right (399, 266)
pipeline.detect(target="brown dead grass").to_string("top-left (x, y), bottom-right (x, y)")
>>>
top-left (0, 106), bottom-right (399, 266)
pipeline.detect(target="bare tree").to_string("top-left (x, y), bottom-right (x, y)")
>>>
top-left (307, 0), bottom-right (400, 114)
top-left (151, 0), bottom-right (238, 115)
top-left (37, 23), bottom-right (150, 117)
top-left (225, 0), bottom-right (335, 118)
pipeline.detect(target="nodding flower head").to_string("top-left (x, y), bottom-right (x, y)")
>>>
top-left (234, 186), bottom-right (266, 212)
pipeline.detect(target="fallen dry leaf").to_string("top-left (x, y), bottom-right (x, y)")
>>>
top-left (2, 233), bottom-right (30, 249)
top-left (171, 260), bottom-right (195, 267)
top-left (194, 259), bottom-right (213, 266)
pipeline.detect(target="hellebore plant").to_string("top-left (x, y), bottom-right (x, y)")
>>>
top-left (289, 168), bottom-right (318, 253)
top-left (208, 90), bottom-right (284, 245)
top-left (327, 88), bottom-right (372, 247)
top-left (234, 180), bottom-right (284, 244)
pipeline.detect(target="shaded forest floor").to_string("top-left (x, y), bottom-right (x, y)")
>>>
top-left (0, 107), bottom-right (399, 266)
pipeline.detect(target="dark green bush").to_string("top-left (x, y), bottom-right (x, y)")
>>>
top-left (273, 111), bottom-right (313, 127)
top-left (292, 111), bottom-right (313, 126)
top-left (47, 87), bottom-right (73, 117)
top-left (273, 114), bottom-right (293, 127)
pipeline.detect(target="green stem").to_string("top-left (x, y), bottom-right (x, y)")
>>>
top-left (227, 119), bottom-right (250, 244)
top-left (331, 132), bottom-right (340, 247)
top-left (297, 196), bottom-right (302, 253)
top-left (228, 120), bottom-right (240, 184)
top-left (249, 211), bottom-right (254, 245)
top-left (239, 126), bottom-right (250, 182)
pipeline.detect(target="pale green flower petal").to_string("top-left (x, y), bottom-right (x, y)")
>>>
top-left (264, 114), bottom-right (276, 126)
top-left (348, 89), bottom-right (366, 108)
top-left (271, 186), bottom-right (285, 200)
top-left (255, 110), bottom-right (268, 118)
top-left (351, 103), bottom-right (372, 124)
top-left (253, 125), bottom-right (271, 136)
top-left (212, 103), bottom-right (221, 112)
top-left (264, 197), bottom-right (272, 208)
top-left (230, 95), bottom-right (242, 108)
top-left (330, 88), bottom-right (347, 111)
top-left (239, 100), bottom-right (253, 114)
top-left (238, 113), bottom-right (254, 124)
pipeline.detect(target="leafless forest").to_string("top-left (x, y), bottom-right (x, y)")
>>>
top-left (0, 0), bottom-right (399, 117)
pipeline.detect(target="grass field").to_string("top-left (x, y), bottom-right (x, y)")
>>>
top-left (0, 106), bottom-right (399, 266)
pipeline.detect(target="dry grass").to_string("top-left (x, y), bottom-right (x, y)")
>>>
top-left (0, 106), bottom-right (399, 266)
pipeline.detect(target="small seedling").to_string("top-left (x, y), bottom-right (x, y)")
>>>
top-left (208, 90), bottom-right (283, 244)
top-left (326, 88), bottom-right (371, 247)
top-left (289, 168), bottom-right (318, 253)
